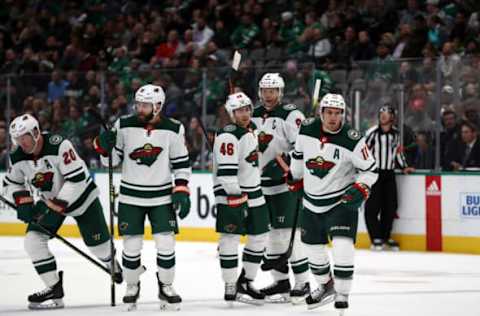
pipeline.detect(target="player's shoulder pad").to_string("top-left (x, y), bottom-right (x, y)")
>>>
top-left (217, 124), bottom-right (247, 140)
top-left (299, 117), bottom-right (321, 138)
top-left (158, 117), bottom-right (182, 134)
top-left (43, 133), bottom-right (65, 156)
top-left (347, 128), bottom-right (361, 141)
top-left (9, 146), bottom-right (29, 165)
top-left (283, 103), bottom-right (297, 111)
top-left (339, 124), bottom-right (364, 151)
top-left (119, 114), bottom-right (141, 129)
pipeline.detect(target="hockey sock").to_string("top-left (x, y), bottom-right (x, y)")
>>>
top-left (265, 228), bottom-right (290, 281)
top-left (289, 229), bottom-right (309, 284)
top-left (305, 243), bottom-right (331, 285)
top-left (242, 233), bottom-right (267, 280)
top-left (332, 237), bottom-right (355, 294)
top-left (219, 234), bottom-right (240, 283)
top-left (25, 231), bottom-right (60, 287)
top-left (154, 232), bottom-right (176, 284)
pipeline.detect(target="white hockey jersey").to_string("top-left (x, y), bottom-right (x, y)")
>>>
top-left (212, 124), bottom-right (266, 208)
top-left (101, 115), bottom-right (191, 207)
top-left (291, 118), bottom-right (378, 213)
top-left (251, 103), bottom-right (305, 195)
top-left (4, 133), bottom-right (99, 217)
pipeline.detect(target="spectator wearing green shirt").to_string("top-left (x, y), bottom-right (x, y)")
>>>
top-left (230, 14), bottom-right (259, 49)
top-left (279, 11), bottom-right (305, 54)
top-left (367, 41), bottom-right (398, 82)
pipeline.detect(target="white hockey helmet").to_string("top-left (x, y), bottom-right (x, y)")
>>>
top-left (258, 73), bottom-right (285, 103)
top-left (319, 93), bottom-right (346, 132)
top-left (9, 114), bottom-right (41, 152)
top-left (134, 84), bottom-right (166, 116)
top-left (225, 92), bottom-right (253, 122)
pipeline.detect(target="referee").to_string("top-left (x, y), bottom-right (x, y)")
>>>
top-left (364, 105), bottom-right (415, 251)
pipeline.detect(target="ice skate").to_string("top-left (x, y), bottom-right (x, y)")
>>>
top-left (290, 281), bottom-right (310, 305)
top-left (306, 278), bottom-right (335, 310)
top-left (224, 282), bottom-right (237, 307)
top-left (235, 271), bottom-right (265, 306)
top-left (370, 239), bottom-right (384, 251)
top-left (107, 259), bottom-right (123, 284)
top-left (123, 282), bottom-right (140, 311)
top-left (260, 279), bottom-right (291, 303)
top-left (157, 272), bottom-right (181, 311)
top-left (334, 293), bottom-right (349, 316)
top-left (385, 239), bottom-right (400, 251)
top-left (28, 271), bottom-right (64, 310)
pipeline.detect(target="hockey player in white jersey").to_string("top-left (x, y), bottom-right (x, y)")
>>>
top-left (289, 93), bottom-right (378, 314)
top-left (94, 84), bottom-right (191, 311)
top-left (3, 114), bottom-right (122, 310)
top-left (250, 73), bottom-right (310, 303)
top-left (213, 92), bottom-right (269, 306)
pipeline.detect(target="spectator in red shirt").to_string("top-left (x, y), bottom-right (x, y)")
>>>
top-left (154, 30), bottom-right (183, 65)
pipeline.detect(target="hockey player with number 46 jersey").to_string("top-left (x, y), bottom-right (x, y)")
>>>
top-left (289, 93), bottom-right (378, 314)
top-left (213, 92), bottom-right (270, 306)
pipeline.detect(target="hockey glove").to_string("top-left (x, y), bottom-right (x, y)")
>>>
top-left (46, 198), bottom-right (69, 214)
top-left (93, 129), bottom-right (117, 156)
top-left (172, 186), bottom-right (190, 219)
top-left (262, 153), bottom-right (290, 180)
top-left (340, 183), bottom-right (370, 211)
top-left (13, 191), bottom-right (34, 223)
top-left (286, 172), bottom-right (303, 193)
top-left (227, 193), bottom-right (248, 208)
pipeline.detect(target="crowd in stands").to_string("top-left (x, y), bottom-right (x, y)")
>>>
top-left (1, 0), bottom-right (480, 171)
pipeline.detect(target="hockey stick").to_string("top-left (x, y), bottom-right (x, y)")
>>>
top-left (0, 194), bottom-right (111, 274)
top-left (87, 108), bottom-right (117, 306)
top-left (260, 198), bottom-right (301, 271)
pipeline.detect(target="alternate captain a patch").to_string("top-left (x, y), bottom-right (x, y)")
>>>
top-left (245, 149), bottom-right (259, 167)
top-left (306, 156), bottom-right (336, 179)
top-left (258, 131), bottom-right (273, 153)
top-left (31, 172), bottom-right (54, 191)
top-left (129, 143), bottom-right (163, 167)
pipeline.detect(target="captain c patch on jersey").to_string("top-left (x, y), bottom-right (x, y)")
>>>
top-left (129, 143), bottom-right (163, 167)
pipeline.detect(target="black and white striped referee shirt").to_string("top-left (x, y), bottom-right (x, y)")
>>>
top-left (365, 125), bottom-right (408, 170)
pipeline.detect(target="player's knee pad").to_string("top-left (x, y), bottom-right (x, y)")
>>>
top-left (218, 234), bottom-right (240, 254)
top-left (153, 232), bottom-right (175, 255)
top-left (331, 237), bottom-right (355, 267)
top-left (245, 233), bottom-right (267, 252)
top-left (24, 231), bottom-right (51, 261)
top-left (123, 234), bottom-right (143, 256)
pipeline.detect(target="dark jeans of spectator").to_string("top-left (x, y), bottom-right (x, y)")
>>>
top-left (364, 170), bottom-right (398, 242)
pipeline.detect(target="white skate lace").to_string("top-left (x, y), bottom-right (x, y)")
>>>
top-left (34, 287), bottom-right (52, 297)
top-left (225, 283), bottom-right (236, 295)
top-left (125, 284), bottom-right (139, 296)
top-left (310, 287), bottom-right (323, 299)
top-left (162, 284), bottom-right (178, 297)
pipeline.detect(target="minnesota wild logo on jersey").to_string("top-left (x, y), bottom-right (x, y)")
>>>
top-left (306, 156), bottom-right (336, 178)
top-left (258, 132), bottom-right (273, 153)
top-left (245, 149), bottom-right (259, 167)
top-left (31, 172), bottom-right (54, 191)
top-left (129, 143), bottom-right (163, 167)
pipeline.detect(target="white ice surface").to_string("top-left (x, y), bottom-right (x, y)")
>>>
top-left (1, 237), bottom-right (480, 316)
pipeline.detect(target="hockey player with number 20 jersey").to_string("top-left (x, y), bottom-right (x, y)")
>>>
top-left (4, 114), bottom-right (122, 310)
